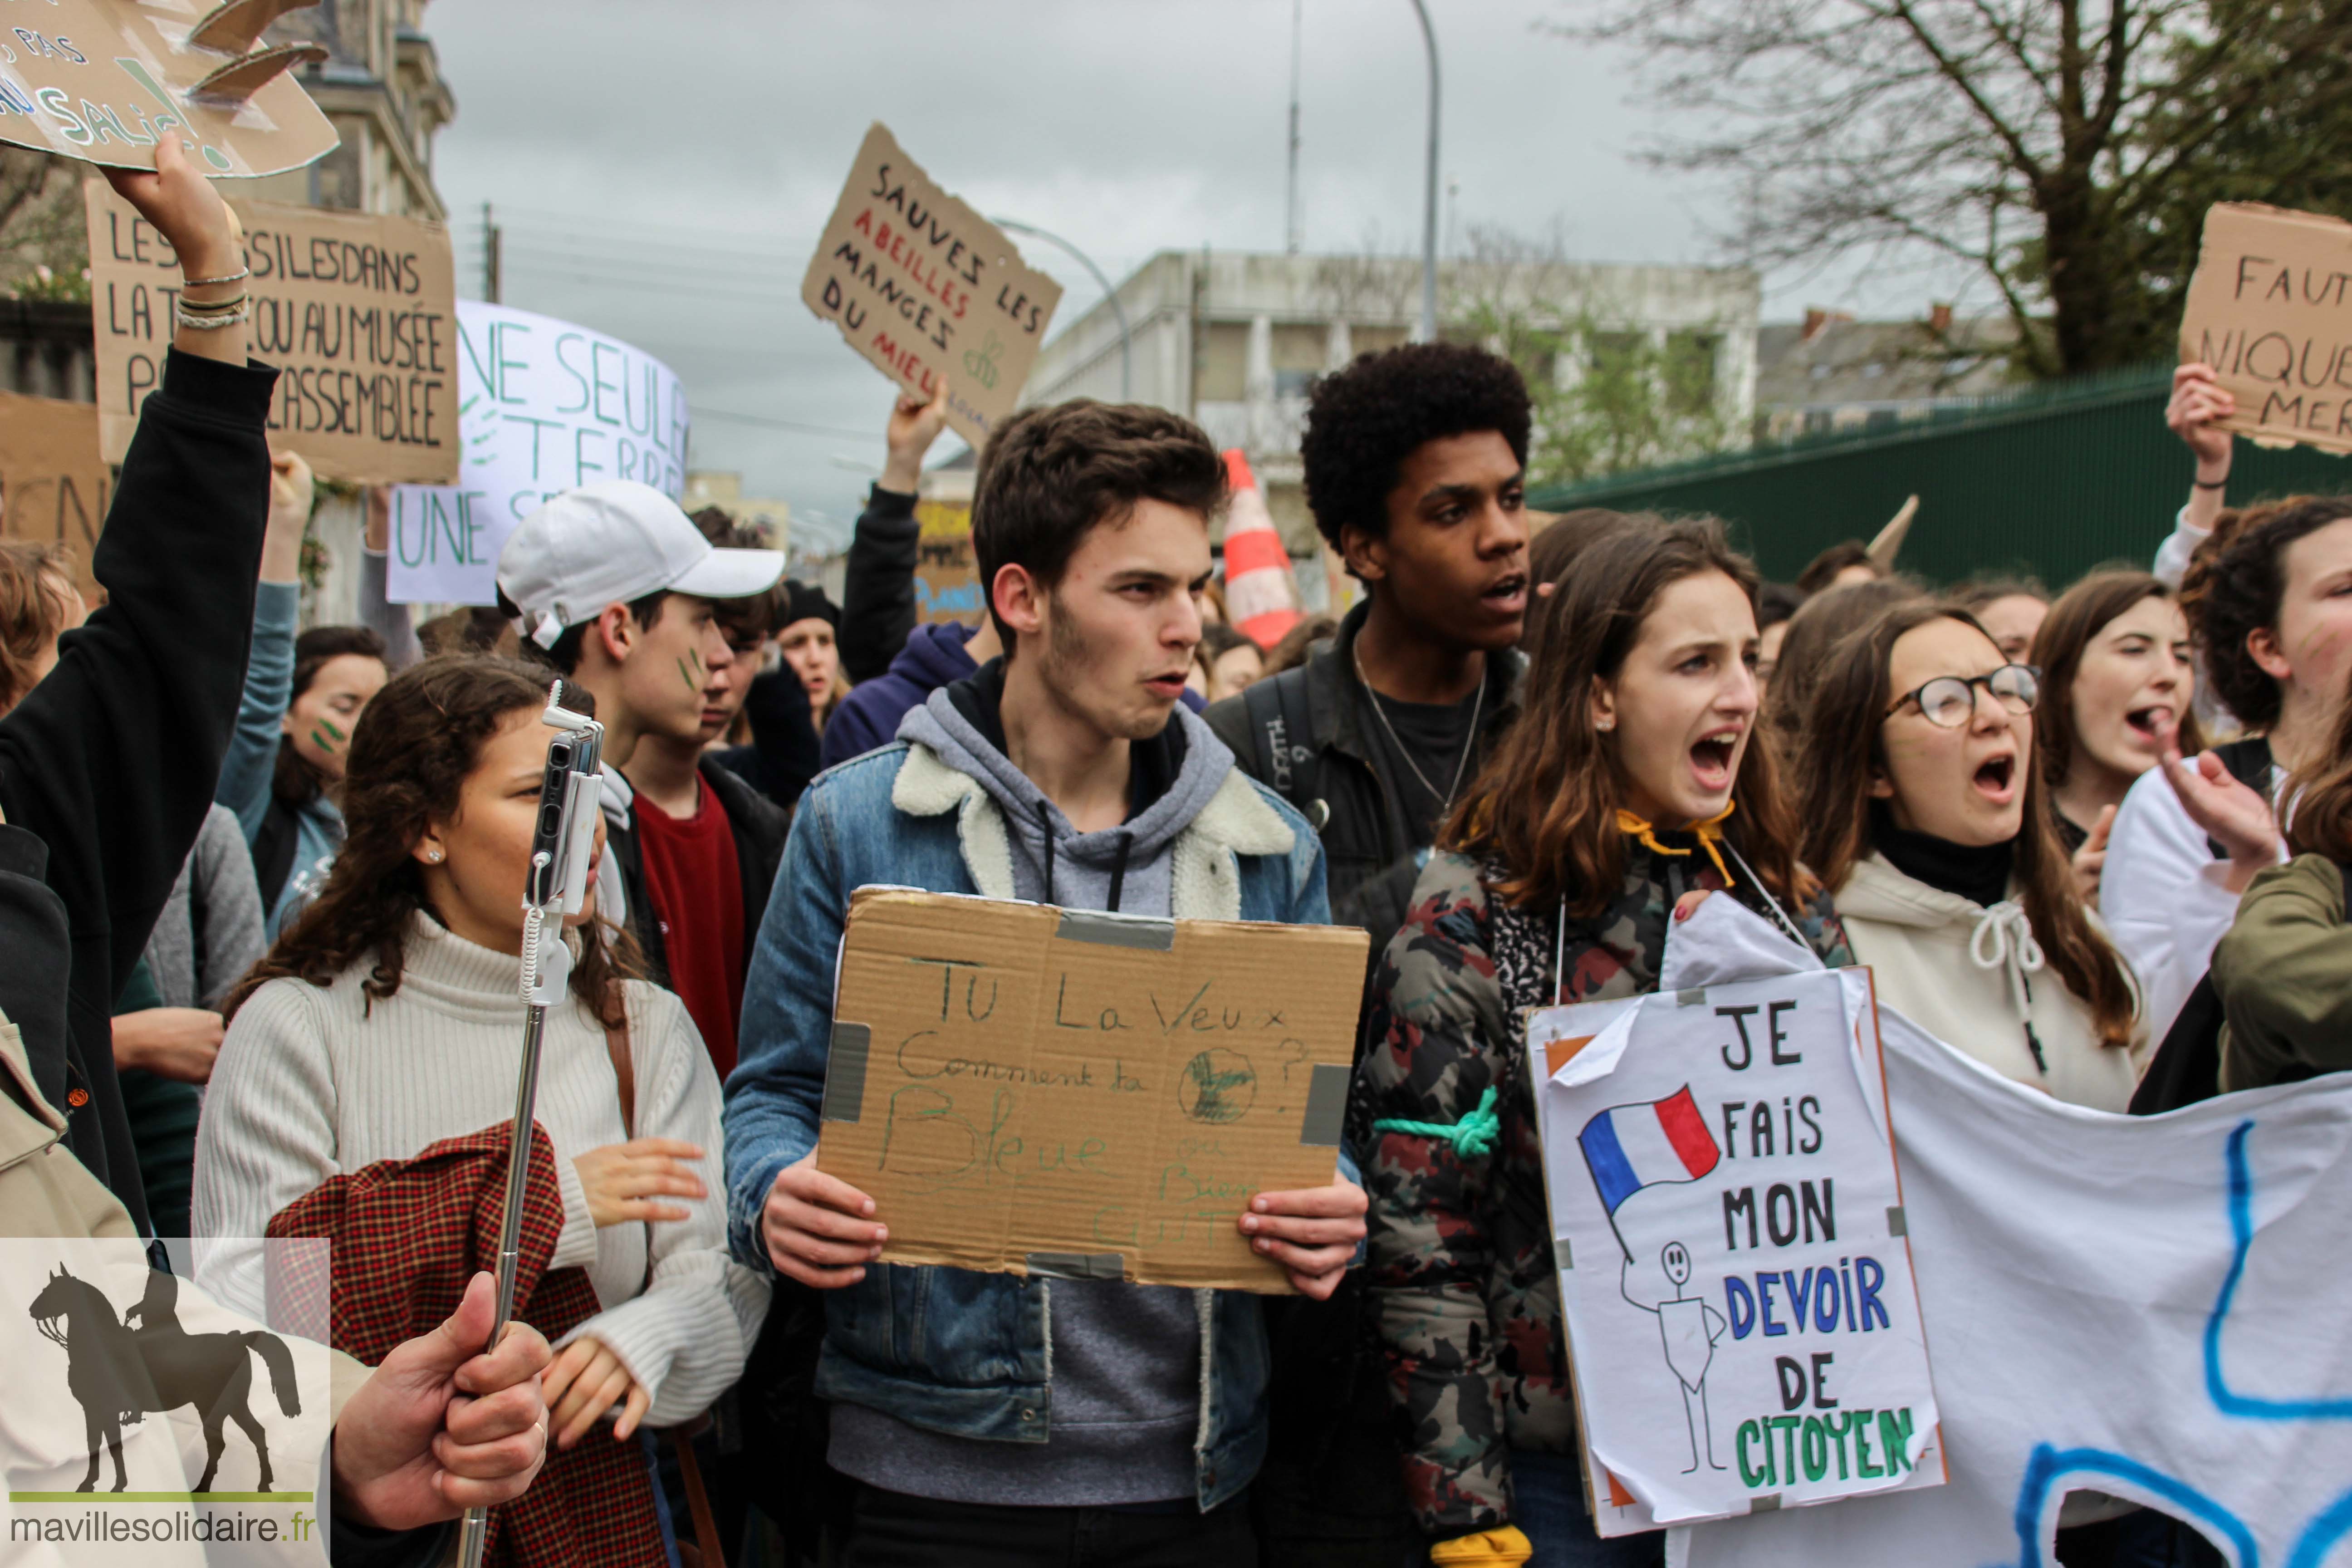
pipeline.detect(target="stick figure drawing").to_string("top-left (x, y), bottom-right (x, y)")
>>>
top-left (1578, 1087), bottom-right (1729, 1474)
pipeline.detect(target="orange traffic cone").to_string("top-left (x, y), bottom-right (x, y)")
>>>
top-left (1221, 450), bottom-right (1301, 650)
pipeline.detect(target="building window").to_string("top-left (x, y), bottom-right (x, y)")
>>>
top-left (1664, 330), bottom-right (1719, 417)
top-left (1199, 322), bottom-right (1249, 402)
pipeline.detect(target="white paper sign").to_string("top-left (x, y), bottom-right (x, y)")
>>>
top-left (388, 300), bottom-right (690, 605)
top-left (1530, 966), bottom-right (1942, 1532)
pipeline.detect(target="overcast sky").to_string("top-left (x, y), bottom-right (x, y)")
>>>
top-left (423, 0), bottom-right (1978, 549)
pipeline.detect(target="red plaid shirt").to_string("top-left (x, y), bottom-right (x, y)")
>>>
top-left (265, 1122), bottom-right (666, 1568)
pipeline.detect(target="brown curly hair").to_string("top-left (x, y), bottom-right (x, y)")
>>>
top-left (226, 655), bottom-right (639, 1026)
top-left (2178, 495), bottom-right (2349, 732)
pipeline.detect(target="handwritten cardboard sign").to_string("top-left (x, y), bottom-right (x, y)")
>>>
top-left (388, 300), bottom-right (690, 605)
top-left (914, 498), bottom-right (982, 626)
top-left (801, 123), bottom-right (1063, 453)
top-left (817, 888), bottom-right (1367, 1292)
top-left (85, 181), bottom-right (458, 484)
top-left (0, 0), bottom-right (336, 176)
top-left (1528, 967), bottom-right (1941, 1533)
top-left (0, 391), bottom-right (109, 602)
top-left (2179, 202), bottom-right (2352, 453)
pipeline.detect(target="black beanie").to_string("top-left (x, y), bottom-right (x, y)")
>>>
top-left (781, 578), bottom-right (839, 631)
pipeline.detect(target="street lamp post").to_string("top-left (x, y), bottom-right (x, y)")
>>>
top-left (1409, 0), bottom-right (1439, 344)
top-left (992, 217), bottom-right (1132, 402)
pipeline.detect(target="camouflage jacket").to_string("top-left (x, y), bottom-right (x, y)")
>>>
top-left (1356, 834), bottom-right (1849, 1536)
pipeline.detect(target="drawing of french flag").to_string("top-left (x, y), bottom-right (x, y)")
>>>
top-left (1578, 1087), bottom-right (1721, 1215)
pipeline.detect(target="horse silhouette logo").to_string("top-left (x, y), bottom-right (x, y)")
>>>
top-left (26, 1264), bottom-right (300, 1494)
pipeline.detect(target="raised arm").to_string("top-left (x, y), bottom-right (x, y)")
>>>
top-left (2156, 364), bottom-right (2235, 587)
top-left (838, 380), bottom-right (951, 681)
top-left (216, 452), bottom-right (311, 837)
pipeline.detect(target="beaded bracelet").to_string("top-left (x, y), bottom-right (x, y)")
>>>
top-left (174, 301), bottom-right (249, 330)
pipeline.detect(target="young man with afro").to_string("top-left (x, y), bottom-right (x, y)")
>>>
top-left (1203, 341), bottom-right (1533, 1566)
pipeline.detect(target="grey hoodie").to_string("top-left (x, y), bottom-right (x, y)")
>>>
top-left (827, 665), bottom-right (1240, 1508)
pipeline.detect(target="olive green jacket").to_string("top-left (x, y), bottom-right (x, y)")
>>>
top-left (2212, 854), bottom-right (2352, 1093)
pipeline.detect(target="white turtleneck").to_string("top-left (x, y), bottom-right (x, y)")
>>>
top-left (191, 912), bottom-right (766, 1426)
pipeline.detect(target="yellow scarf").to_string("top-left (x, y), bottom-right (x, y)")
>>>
top-left (1431, 1526), bottom-right (1534, 1567)
top-left (1617, 801), bottom-right (1737, 887)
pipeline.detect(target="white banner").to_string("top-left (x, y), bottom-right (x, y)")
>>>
top-left (1532, 957), bottom-right (1940, 1532)
top-left (1653, 904), bottom-right (2352, 1568)
top-left (388, 300), bottom-right (690, 605)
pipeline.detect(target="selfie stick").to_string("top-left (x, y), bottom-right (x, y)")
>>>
top-left (456, 679), bottom-right (604, 1568)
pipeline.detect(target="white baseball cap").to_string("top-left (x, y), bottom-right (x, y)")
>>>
top-left (498, 480), bottom-right (785, 649)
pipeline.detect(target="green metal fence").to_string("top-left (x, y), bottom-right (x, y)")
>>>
top-left (1526, 366), bottom-right (2352, 589)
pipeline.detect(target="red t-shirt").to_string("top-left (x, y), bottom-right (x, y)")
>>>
top-left (632, 775), bottom-right (746, 1078)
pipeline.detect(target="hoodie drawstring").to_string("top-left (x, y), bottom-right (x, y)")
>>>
top-left (1038, 799), bottom-right (1055, 904)
top-left (1969, 899), bottom-right (2049, 1075)
top-left (1107, 831), bottom-right (1132, 912)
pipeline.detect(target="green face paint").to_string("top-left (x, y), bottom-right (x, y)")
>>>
top-left (318, 717), bottom-right (347, 741)
top-left (309, 725), bottom-right (337, 755)
top-left (678, 657), bottom-right (701, 696)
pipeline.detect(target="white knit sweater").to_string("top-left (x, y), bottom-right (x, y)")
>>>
top-left (191, 913), bottom-right (766, 1426)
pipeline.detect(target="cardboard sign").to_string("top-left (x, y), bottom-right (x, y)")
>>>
top-left (2179, 202), bottom-right (2352, 452)
top-left (1529, 965), bottom-right (1941, 1532)
top-left (0, 0), bottom-right (337, 176)
top-left (801, 123), bottom-right (1063, 452)
top-left (0, 392), bottom-right (109, 602)
top-left (85, 181), bottom-right (458, 484)
top-left (914, 498), bottom-right (982, 625)
top-left (388, 300), bottom-right (689, 605)
top-left (817, 888), bottom-right (1367, 1291)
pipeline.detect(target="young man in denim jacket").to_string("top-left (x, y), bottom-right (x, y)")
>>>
top-left (725, 399), bottom-right (1365, 1564)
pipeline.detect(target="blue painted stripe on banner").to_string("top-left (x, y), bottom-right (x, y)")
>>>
top-left (1579, 1111), bottom-right (1640, 1214)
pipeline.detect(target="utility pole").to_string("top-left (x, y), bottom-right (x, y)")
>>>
top-left (1285, 0), bottom-right (1303, 255)
top-left (482, 201), bottom-right (502, 304)
top-left (1409, 0), bottom-right (1439, 343)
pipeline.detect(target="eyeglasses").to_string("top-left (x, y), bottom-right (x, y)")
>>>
top-left (1885, 664), bottom-right (2039, 728)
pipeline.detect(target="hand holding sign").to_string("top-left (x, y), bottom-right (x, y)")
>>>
top-left (1241, 1181), bottom-right (1367, 1299)
top-left (762, 1152), bottom-right (884, 1289)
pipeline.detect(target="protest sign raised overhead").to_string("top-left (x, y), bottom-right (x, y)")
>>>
top-left (2179, 202), bottom-right (2352, 453)
top-left (801, 123), bottom-right (1063, 453)
top-left (85, 181), bottom-right (458, 484)
top-left (0, 392), bottom-right (109, 602)
top-left (388, 300), bottom-right (689, 605)
top-left (0, 0), bottom-right (336, 176)
top-left (1530, 954), bottom-right (1942, 1533)
top-left (816, 889), bottom-right (1367, 1292)
top-left (913, 498), bottom-right (983, 626)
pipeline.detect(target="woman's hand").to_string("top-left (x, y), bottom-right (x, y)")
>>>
top-left (761, 1152), bottom-right (884, 1289)
top-left (2069, 805), bottom-right (2117, 909)
top-left (573, 1137), bottom-right (705, 1227)
top-left (103, 132), bottom-right (243, 281)
top-left (1240, 1179), bottom-right (1368, 1299)
top-left (2167, 363), bottom-right (2235, 481)
top-left (2159, 738), bottom-right (2278, 891)
top-left (111, 1007), bottom-right (225, 1084)
top-left (539, 1335), bottom-right (650, 1449)
top-left (260, 450), bottom-right (314, 584)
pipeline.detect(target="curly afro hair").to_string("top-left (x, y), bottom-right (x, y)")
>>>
top-left (2189, 495), bottom-right (2352, 731)
top-left (1298, 342), bottom-right (1531, 558)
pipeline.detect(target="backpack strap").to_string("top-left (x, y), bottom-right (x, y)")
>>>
top-left (1242, 667), bottom-right (1327, 828)
top-left (250, 797), bottom-right (300, 913)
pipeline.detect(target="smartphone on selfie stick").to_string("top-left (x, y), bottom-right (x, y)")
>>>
top-left (456, 679), bottom-right (603, 1568)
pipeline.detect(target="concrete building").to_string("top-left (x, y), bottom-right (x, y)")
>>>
top-left (1020, 249), bottom-right (1760, 604)
top-left (1752, 307), bottom-right (2019, 443)
top-left (252, 0), bottom-right (458, 221)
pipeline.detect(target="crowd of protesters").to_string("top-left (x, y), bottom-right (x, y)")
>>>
top-left (6, 140), bottom-right (2344, 1568)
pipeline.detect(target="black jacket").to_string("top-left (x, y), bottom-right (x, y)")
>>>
top-left (837, 483), bottom-right (921, 685)
top-left (608, 756), bottom-right (790, 990)
top-left (0, 351), bottom-right (273, 1232)
top-left (711, 666), bottom-right (821, 815)
top-left (1204, 600), bottom-right (1522, 967)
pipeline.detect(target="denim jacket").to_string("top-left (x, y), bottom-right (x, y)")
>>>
top-left (724, 739), bottom-right (1336, 1510)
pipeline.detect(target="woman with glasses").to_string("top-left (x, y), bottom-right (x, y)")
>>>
top-left (1795, 602), bottom-right (2144, 1109)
